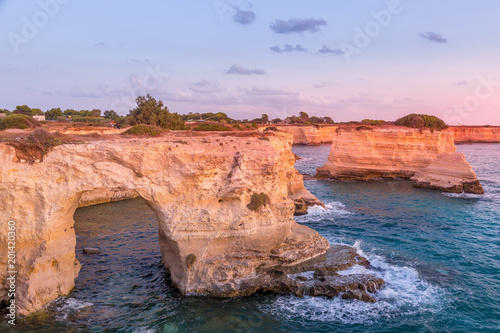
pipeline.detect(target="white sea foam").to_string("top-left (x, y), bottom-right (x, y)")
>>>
top-left (50, 297), bottom-right (93, 321)
top-left (265, 241), bottom-right (446, 325)
top-left (133, 328), bottom-right (157, 333)
top-left (295, 201), bottom-right (352, 224)
top-left (442, 192), bottom-right (483, 199)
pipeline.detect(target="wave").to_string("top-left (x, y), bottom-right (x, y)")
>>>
top-left (295, 201), bottom-right (352, 224)
top-left (265, 241), bottom-right (446, 325)
top-left (49, 297), bottom-right (93, 321)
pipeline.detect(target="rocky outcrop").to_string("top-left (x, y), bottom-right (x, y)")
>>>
top-left (272, 126), bottom-right (338, 145)
top-left (412, 153), bottom-right (484, 194)
top-left (0, 132), bottom-right (381, 316)
top-left (316, 127), bottom-right (456, 180)
top-left (316, 127), bottom-right (483, 193)
top-left (451, 126), bottom-right (500, 144)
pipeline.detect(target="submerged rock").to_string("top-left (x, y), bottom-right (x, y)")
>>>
top-left (250, 245), bottom-right (385, 302)
top-left (83, 248), bottom-right (101, 254)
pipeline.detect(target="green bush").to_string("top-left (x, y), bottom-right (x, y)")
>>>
top-left (192, 123), bottom-right (230, 131)
top-left (395, 113), bottom-right (447, 131)
top-left (251, 122), bottom-right (258, 129)
top-left (123, 124), bottom-right (163, 136)
top-left (355, 125), bottom-right (373, 131)
top-left (247, 193), bottom-right (270, 211)
top-left (361, 119), bottom-right (386, 126)
top-left (264, 127), bottom-right (279, 132)
top-left (232, 124), bottom-right (242, 130)
top-left (0, 114), bottom-right (41, 130)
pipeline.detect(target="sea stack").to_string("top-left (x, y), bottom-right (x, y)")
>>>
top-left (316, 126), bottom-right (483, 194)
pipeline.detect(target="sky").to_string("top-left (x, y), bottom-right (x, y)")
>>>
top-left (1, 0), bottom-right (500, 125)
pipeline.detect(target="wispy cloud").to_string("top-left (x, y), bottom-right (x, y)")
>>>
top-left (187, 80), bottom-right (225, 94)
top-left (269, 18), bottom-right (327, 34)
top-left (233, 9), bottom-right (256, 25)
top-left (270, 44), bottom-right (307, 53)
top-left (317, 45), bottom-right (344, 55)
top-left (419, 31), bottom-right (448, 43)
top-left (225, 64), bottom-right (266, 75)
top-left (456, 80), bottom-right (467, 86)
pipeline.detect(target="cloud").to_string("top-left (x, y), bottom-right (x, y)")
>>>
top-left (317, 45), bottom-right (344, 55)
top-left (225, 64), bottom-right (266, 75)
top-left (187, 80), bottom-right (225, 94)
top-left (456, 80), bottom-right (467, 86)
top-left (419, 31), bottom-right (448, 43)
top-left (270, 44), bottom-right (307, 53)
top-left (269, 18), bottom-right (327, 34)
top-left (233, 9), bottom-right (256, 25)
top-left (314, 82), bottom-right (343, 89)
top-left (94, 42), bottom-right (107, 47)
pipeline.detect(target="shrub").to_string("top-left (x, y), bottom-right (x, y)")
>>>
top-left (395, 113), bottom-right (447, 131)
top-left (251, 122), bottom-right (258, 129)
top-left (264, 127), bottom-right (279, 132)
top-left (8, 128), bottom-right (62, 164)
top-left (185, 254), bottom-right (197, 268)
top-left (123, 124), bottom-right (163, 136)
top-left (355, 125), bottom-right (373, 131)
top-left (192, 123), bottom-right (230, 131)
top-left (247, 192), bottom-right (270, 211)
top-left (0, 114), bottom-right (41, 130)
top-left (361, 119), bottom-right (386, 126)
top-left (232, 124), bottom-right (242, 130)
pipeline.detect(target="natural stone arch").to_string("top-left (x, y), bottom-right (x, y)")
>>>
top-left (0, 133), bottom-right (329, 315)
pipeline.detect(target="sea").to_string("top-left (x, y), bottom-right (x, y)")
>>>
top-left (5, 143), bottom-right (500, 332)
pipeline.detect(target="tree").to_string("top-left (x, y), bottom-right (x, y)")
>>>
top-left (261, 114), bottom-right (269, 124)
top-left (0, 109), bottom-right (11, 115)
top-left (64, 109), bottom-right (80, 116)
top-left (299, 112), bottom-right (309, 120)
top-left (31, 108), bottom-right (44, 116)
top-left (14, 105), bottom-right (32, 116)
top-left (91, 109), bottom-right (102, 117)
top-left (103, 110), bottom-right (119, 119)
top-left (45, 108), bottom-right (63, 120)
top-left (272, 118), bottom-right (282, 124)
top-left (323, 116), bottom-right (334, 124)
top-left (128, 94), bottom-right (186, 130)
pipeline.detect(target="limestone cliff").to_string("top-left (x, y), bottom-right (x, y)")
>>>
top-left (316, 127), bottom-right (456, 180)
top-left (451, 126), bottom-right (500, 144)
top-left (316, 127), bottom-right (483, 193)
top-left (412, 153), bottom-right (484, 194)
top-left (272, 126), bottom-right (338, 145)
top-left (0, 132), bottom-right (335, 315)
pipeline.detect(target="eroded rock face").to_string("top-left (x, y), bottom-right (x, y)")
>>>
top-left (0, 132), bottom-right (331, 315)
top-left (411, 152), bottom-right (484, 194)
top-left (272, 126), bottom-right (338, 145)
top-left (451, 126), bottom-right (500, 144)
top-left (316, 127), bottom-right (456, 180)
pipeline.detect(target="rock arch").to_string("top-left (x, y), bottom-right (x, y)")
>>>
top-left (0, 133), bottom-right (328, 315)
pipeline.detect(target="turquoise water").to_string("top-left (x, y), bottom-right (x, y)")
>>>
top-left (8, 144), bottom-right (500, 332)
